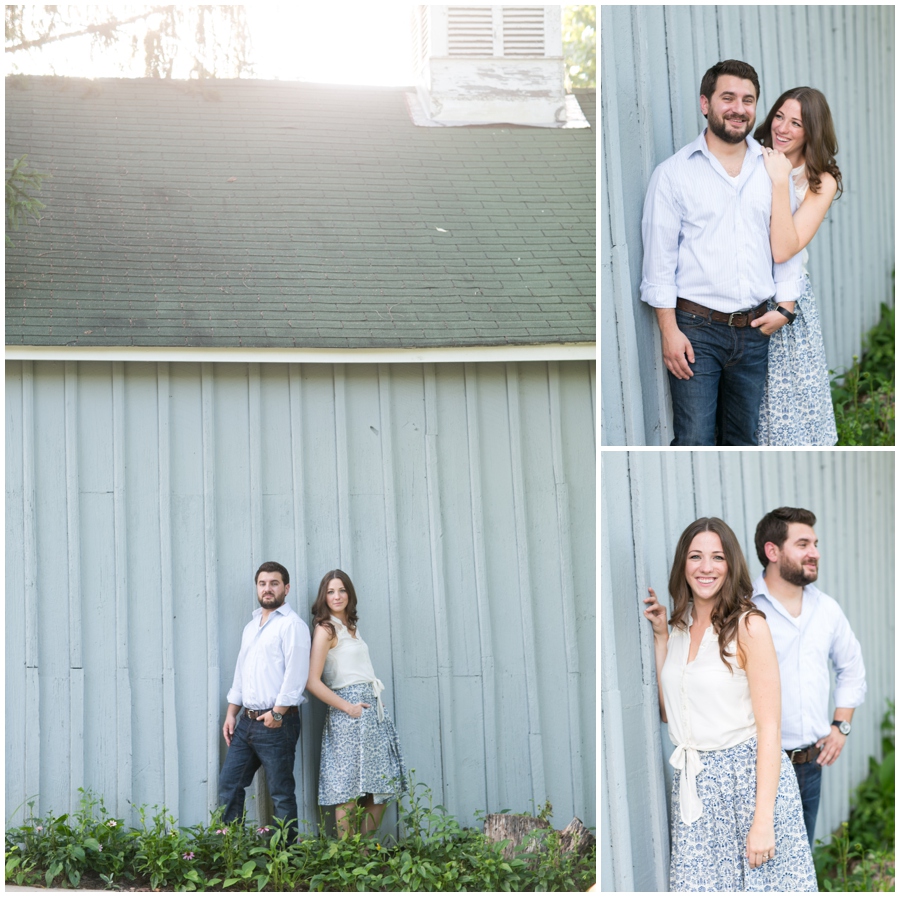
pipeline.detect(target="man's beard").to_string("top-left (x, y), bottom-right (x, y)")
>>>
top-left (707, 108), bottom-right (753, 145)
top-left (779, 557), bottom-right (818, 587)
top-left (258, 593), bottom-right (285, 609)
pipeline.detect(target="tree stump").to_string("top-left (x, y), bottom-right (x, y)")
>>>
top-left (559, 817), bottom-right (596, 859)
top-left (483, 813), bottom-right (551, 861)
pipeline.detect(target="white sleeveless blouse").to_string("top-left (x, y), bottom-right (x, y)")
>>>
top-left (791, 164), bottom-right (811, 271)
top-left (322, 616), bottom-right (387, 720)
top-left (660, 609), bottom-right (757, 823)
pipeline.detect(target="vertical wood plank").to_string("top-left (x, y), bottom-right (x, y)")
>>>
top-left (462, 363), bottom-right (499, 813)
top-left (504, 363), bottom-right (546, 806)
top-left (64, 362), bottom-right (84, 809)
top-left (334, 364), bottom-right (352, 569)
top-left (547, 361), bottom-right (584, 818)
top-left (422, 363), bottom-right (456, 808)
top-left (201, 362), bottom-right (220, 815)
top-left (157, 363), bottom-right (180, 815)
top-left (22, 361), bottom-right (41, 811)
top-left (112, 362), bottom-right (133, 819)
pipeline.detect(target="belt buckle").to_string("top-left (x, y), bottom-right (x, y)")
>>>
top-left (728, 311), bottom-right (741, 327)
top-left (789, 748), bottom-right (803, 762)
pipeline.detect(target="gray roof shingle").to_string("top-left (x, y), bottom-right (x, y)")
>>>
top-left (6, 77), bottom-right (595, 349)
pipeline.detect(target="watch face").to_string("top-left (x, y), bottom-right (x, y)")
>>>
top-left (840, 722), bottom-right (851, 734)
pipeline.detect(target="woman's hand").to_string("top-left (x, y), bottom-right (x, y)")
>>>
top-left (345, 702), bottom-right (371, 719)
top-left (642, 588), bottom-right (669, 638)
top-left (745, 819), bottom-right (776, 869)
top-left (761, 146), bottom-right (792, 185)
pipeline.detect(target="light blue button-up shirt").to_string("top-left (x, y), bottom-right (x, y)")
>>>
top-left (640, 130), bottom-right (805, 313)
top-left (226, 602), bottom-right (311, 710)
top-left (751, 574), bottom-right (867, 750)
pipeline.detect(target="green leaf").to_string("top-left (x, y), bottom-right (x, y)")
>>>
top-left (83, 837), bottom-right (101, 851)
top-left (241, 859), bottom-right (256, 877)
top-left (223, 877), bottom-right (240, 887)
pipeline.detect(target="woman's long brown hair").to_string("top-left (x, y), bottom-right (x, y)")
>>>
top-left (311, 569), bottom-right (359, 639)
top-left (667, 517), bottom-right (765, 672)
top-left (754, 86), bottom-right (843, 199)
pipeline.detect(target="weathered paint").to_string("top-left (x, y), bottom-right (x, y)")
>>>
top-left (5, 359), bottom-right (596, 835)
top-left (601, 6), bottom-right (895, 445)
top-left (600, 450), bottom-right (895, 890)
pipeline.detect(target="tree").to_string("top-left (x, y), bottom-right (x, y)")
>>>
top-left (6, 156), bottom-right (48, 248)
top-left (5, 6), bottom-right (253, 79)
top-left (562, 5), bottom-right (596, 91)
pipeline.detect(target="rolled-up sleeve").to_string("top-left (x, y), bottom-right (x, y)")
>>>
top-left (773, 251), bottom-right (804, 304)
top-left (276, 618), bottom-right (312, 707)
top-left (830, 610), bottom-right (867, 708)
top-left (640, 165), bottom-right (681, 309)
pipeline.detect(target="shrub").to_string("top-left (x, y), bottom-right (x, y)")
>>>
top-left (5, 775), bottom-right (596, 892)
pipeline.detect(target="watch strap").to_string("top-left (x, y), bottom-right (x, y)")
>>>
top-left (776, 305), bottom-right (797, 324)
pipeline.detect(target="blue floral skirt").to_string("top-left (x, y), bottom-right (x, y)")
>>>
top-left (317, 682), bottom-right (408, 806)
top-left (670, 737), bottom-right (817, 892)
top-left (757, 274), bottom-right (838, 446)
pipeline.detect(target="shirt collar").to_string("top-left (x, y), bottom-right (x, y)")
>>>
top-left (752, 571), bottom-right (821, 617)
top-left (251, 602), bottom-right (291, 620)
top-left (688, 129), bottom-right (763, 161)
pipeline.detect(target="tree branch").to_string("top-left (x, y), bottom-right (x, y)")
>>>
top-left (7, 7), bottom-right (170, 53)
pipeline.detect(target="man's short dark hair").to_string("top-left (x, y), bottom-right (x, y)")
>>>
top-left (754, 508), bottom-right (817, 567)
top-left (255, 561), bottom-right (290, 585)
top-left (700, 59), bottom-right (761, 103)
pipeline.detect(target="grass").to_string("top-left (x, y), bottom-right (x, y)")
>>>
top-left (830, 299), bottom-right (895, 446)
top-left (5, 774), bottom-right (596, 892)
top-left (813, 700), bottom-right (895, 891)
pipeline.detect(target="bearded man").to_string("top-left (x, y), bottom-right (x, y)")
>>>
top-left (218, 561), bottom-right (311, 840)
top-left (640, 59), bottom-right (805, 445)
top-left (752, 507), bottom-right (866, 846)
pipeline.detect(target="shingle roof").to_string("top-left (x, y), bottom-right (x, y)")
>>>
top-left (6, 77), bottom-right (595, 349)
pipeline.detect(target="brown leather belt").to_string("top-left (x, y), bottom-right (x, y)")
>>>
top-left (786, 743), bottom-right (822, 764)
top-left (244, 706), bottom-right (298, 720)
top-left (676, 297), bottom-right (768, 327)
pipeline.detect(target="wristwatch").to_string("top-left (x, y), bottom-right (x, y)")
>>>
top-left (776, 305), bottom-right (797, 325)
top-left (271, 711), bottom-right (283, 722)
top-left (832, 719), bottom-right (851, 735)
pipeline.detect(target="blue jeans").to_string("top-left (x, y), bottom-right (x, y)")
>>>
top-left (668, 308), bottom-right (771, 445)
top-left (790, 755), bottom-right (823, 846)
top-left (219, 712), bottom-right (301, 836)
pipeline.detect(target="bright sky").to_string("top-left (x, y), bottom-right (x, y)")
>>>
top-left (246, 3), bottom-right (416, 85)
top-left (6, 3), bottom-right (418, 85)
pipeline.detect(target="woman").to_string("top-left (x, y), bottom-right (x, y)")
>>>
top-left (307, 569), bottom-right (407, 836)
top-left (642, 518), bottom-right (816, 892)
top-left (753, 87), bottom-right (842, 445)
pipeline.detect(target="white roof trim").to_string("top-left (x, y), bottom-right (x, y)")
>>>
top-left (6, 343), bottom-right (596, 364)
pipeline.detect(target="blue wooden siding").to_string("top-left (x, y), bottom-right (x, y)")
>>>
top-left (601, 5), bottom-right (895, 444)
top-left (600, 450), bottom-right (895, 890)
top-left (6, 359), bottom-right (596, 834)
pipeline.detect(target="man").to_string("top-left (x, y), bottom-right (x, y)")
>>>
top-left (751, 507), bottom-right (866, 845)
top-left (640, 60), bottom-right (805, 445)
top-left (219, 561), bottom-right (311, 839)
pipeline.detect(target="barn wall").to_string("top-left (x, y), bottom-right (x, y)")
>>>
top-left (600, 449), bottom-right (894, 891)
top-left (601, 5), bottom-right (895, 444)
top-left (5, 359), bottom-right (596, 834)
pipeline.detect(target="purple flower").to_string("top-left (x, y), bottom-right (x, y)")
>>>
top-left (183, 851), bottom-right (195, 861)
top-left (35, 826), bottom-right (43, 832)
top-left (257, 826), bottom-right (270, 835)
top-left (98, 845), bottom-right (103, 852)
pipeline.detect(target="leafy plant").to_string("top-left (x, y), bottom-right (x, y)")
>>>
top-left (5, 777), bottom-right (596, 891)
top-left (813, 699), bottom-right (895, 891)
top-left (831, 297), bottom-right (895, 446)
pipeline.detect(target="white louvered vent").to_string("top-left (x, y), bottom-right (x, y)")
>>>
top-left (447, 7), bottom-right (494, 56)
top-left (410, 6), bottom-right (580, 127)
top-left (502, 7), bottom-right (545, 56)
